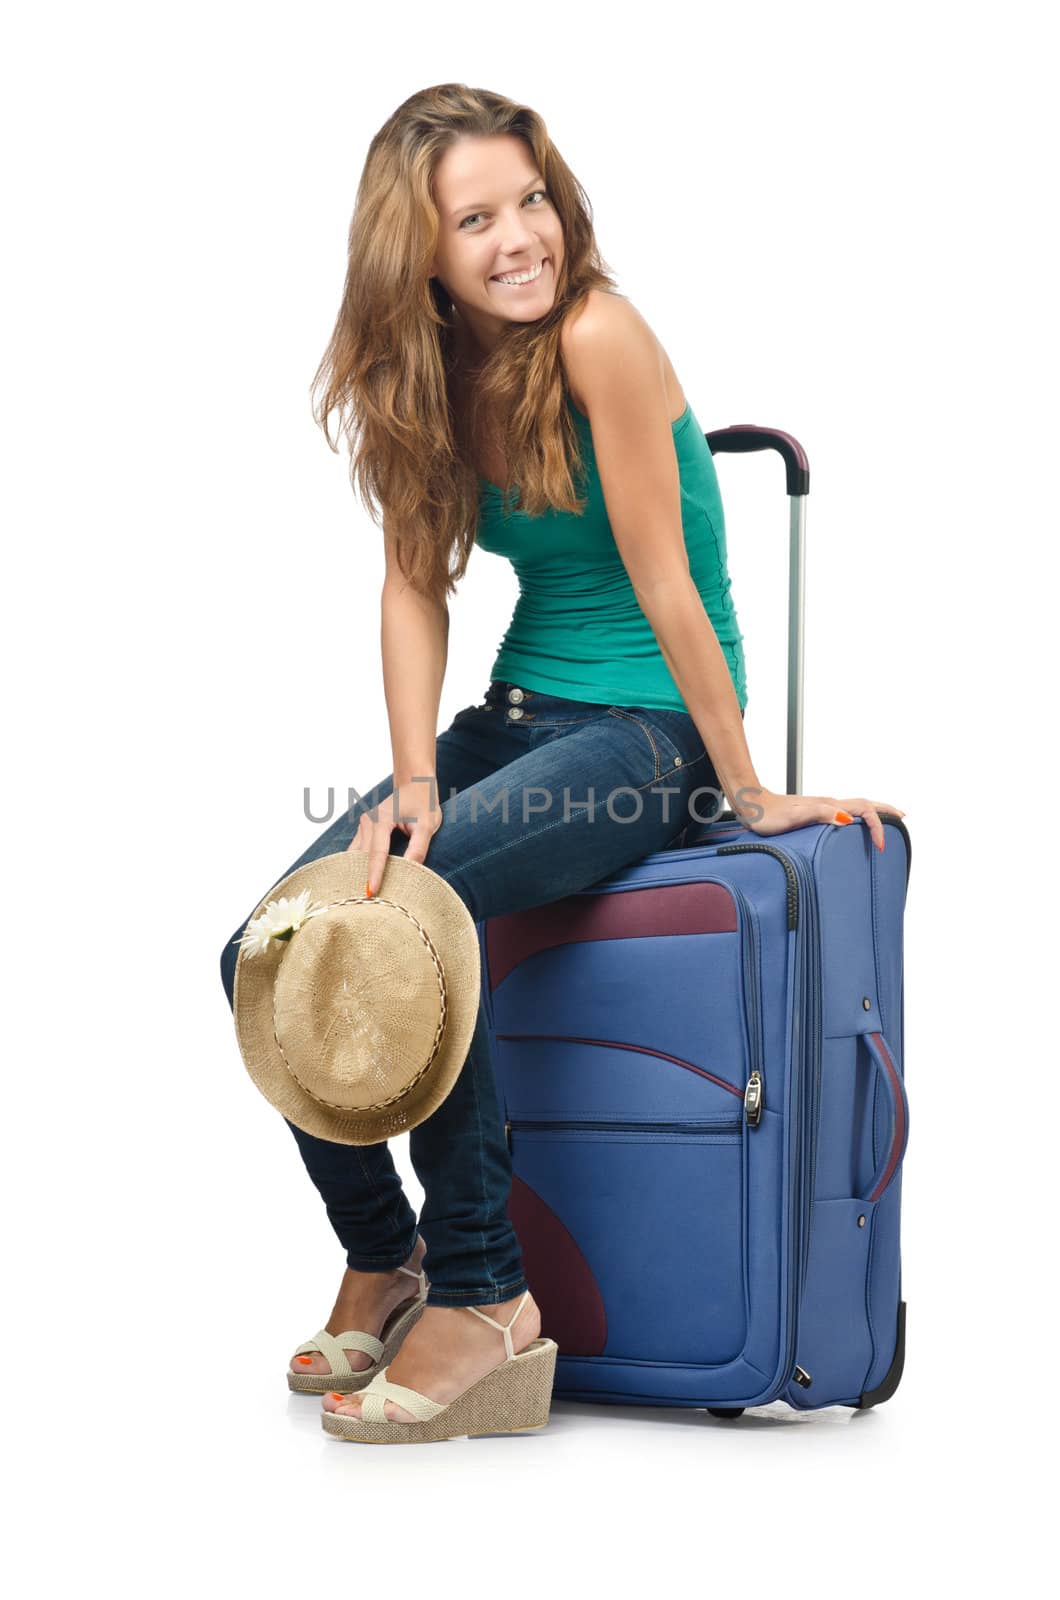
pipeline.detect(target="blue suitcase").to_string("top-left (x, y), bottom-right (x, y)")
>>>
top-left (478, 425), bottom-right (911, 1416)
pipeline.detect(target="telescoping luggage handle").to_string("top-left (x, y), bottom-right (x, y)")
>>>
top-left (704, 425), bottom-right (810, 796)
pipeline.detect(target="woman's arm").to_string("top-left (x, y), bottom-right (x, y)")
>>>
top-left (350, 525), bottom-right (449, 897)
top-left (559, 297), bottom-right (760, 811)
top-left (380, 523), bottom-right (449, 790)
top-left (381, 582), bottom-right (449, 791)
top-left (560, 296), bottom-right (905, 847)
top-left (630, 575), bottom-right (761, 812)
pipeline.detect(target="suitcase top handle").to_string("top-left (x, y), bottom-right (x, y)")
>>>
top-left (704, 425), bottom-right (810, 498)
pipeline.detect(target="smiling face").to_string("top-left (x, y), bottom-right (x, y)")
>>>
top-left (429, 134), bottom-right (565, 360)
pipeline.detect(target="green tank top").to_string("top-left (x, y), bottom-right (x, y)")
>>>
top-left (474, 396), bottom-right (747, 713)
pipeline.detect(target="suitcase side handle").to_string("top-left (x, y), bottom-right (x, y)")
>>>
top-left (861, 1031), bottom-right (910, 1204)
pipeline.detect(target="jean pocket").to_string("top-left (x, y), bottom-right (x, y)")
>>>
top-left (605, 706), bottom-right (703, 783)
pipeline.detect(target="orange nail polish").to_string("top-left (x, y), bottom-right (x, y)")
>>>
top-left (876, 839), bottom-right (885, 852)
top-left (296, 1356), bottom-right (313, 1365)
top-left (329, 1392), bottom-right (344, 1401)
top-left (365, 884), bottom-right (374, 898)
top-left (835, 810), bottom-right (854, 824)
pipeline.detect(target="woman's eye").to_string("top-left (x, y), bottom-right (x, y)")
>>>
top-left (460, 191), bottom-right (547, 229)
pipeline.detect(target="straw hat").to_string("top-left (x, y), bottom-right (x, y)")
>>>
top-left (232, 850), bottom-right (481, 1145)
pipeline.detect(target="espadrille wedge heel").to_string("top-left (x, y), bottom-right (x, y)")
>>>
top-left (321, 1289), bottom-right (558, 1444)
top-left (287, 1264), bottom-right (428, 1394)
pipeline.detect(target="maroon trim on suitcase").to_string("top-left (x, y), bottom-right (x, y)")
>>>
top-left (496, 1032), bottom-right (745, 1100)
top-left (507, 1172), bottom-right (608, 1355)
top-left (486, 882), bottom-right (738, 991)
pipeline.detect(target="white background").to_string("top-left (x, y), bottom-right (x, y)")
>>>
top-left (5, 0), bottom-right (1054, 1593)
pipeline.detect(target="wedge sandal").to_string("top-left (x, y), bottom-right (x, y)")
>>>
top-left (321, 1288), bottom-right (558, 1443)
top-left (287, 1264), bottom-right (428, 1394)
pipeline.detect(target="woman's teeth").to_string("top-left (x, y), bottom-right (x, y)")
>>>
top-left (492, 260), bottom-right (545, 286)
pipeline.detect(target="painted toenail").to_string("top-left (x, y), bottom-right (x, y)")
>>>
top-left (296, 1356), bottom-right (314, 1364)
top-left (329, 1393), bottom-right (344, 1400)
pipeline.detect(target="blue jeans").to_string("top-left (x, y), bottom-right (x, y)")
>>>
top-left (219, 680), bottom-right (734, 1307)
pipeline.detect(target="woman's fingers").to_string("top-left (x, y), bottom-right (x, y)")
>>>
top-left (345, 812), bottom-right (374, 856)
top-left (828, 800), bottom-right (877, 849)
top-left (365, 831), bottom-right (391, 896)
top-left (342, 792), bottom-right (442, 894)
top-left (402, 811), bottom-right (442, 868)
top-left (833, 797), bottom-right (907, 852)
top-left (342, 805), bottom-right (390, 895)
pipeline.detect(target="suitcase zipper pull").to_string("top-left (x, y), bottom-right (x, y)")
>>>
top-left (505, 1119), bottom-right (511, 1151)
top-left (744, 1070), bottom-right (764, 1127)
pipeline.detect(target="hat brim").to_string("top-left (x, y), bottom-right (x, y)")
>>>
top-left (233, 851), bottom-right (481, 1144)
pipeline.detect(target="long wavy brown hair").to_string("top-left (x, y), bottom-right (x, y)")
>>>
top-left (310, 83), bottom-right (619, 605)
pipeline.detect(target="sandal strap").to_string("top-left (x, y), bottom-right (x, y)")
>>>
top-left (294, 1329), bottom-right (352, 1378)
top-left (464, 1289), bottom-right (531, 1361)
top-left (396, 1264), bottom-right (428, 1299)
top-left (332, 1328), bottom-right (386, 1361)
top-left (294, 1327), bottom-right (383, 1376)
top-left (358, 1367), bottom-right (445, 1423)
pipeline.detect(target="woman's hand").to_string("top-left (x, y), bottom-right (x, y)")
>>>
top-left (733, 788), bottom-right (906, 852)
top-left (346, 777), bottom-right (444, 895)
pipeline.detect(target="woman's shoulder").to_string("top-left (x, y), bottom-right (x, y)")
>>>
top-left (559, 288), bottom-right (640, 359)
top-left (559, 291), bottom-right (682, 419)
top-left (559, 290), bottom-right (641, 411)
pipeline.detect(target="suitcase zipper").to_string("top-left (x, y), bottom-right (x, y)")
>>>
top-left (716, 843), bottom-right (799, 929)
top-left (744, 1070), bottom-right (764, 1127)
top-left (494, 1032), bottom-right (745, 1101)
top-left (505, 1116), bottom-right (742, 1148)
top-left (716, 840), bottom-right (820, 1389)
top-left (729, 883), bottom-right (765, 1127)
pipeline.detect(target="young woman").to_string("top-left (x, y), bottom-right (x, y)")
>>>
top-left (220, 82), bottom-right (904, 1439)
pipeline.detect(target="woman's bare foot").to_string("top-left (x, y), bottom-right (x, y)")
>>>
top-left (321, 1289), bottom-right (542, 1422)
top-left (289, 1235), bottom-right (427, 1379)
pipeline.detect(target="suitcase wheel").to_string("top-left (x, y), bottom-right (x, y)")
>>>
top-left (706, 1407), bottom-right (745, 1419)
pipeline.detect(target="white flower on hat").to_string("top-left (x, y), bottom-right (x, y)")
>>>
top-left (238, 889), bottom-right (327, 958)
